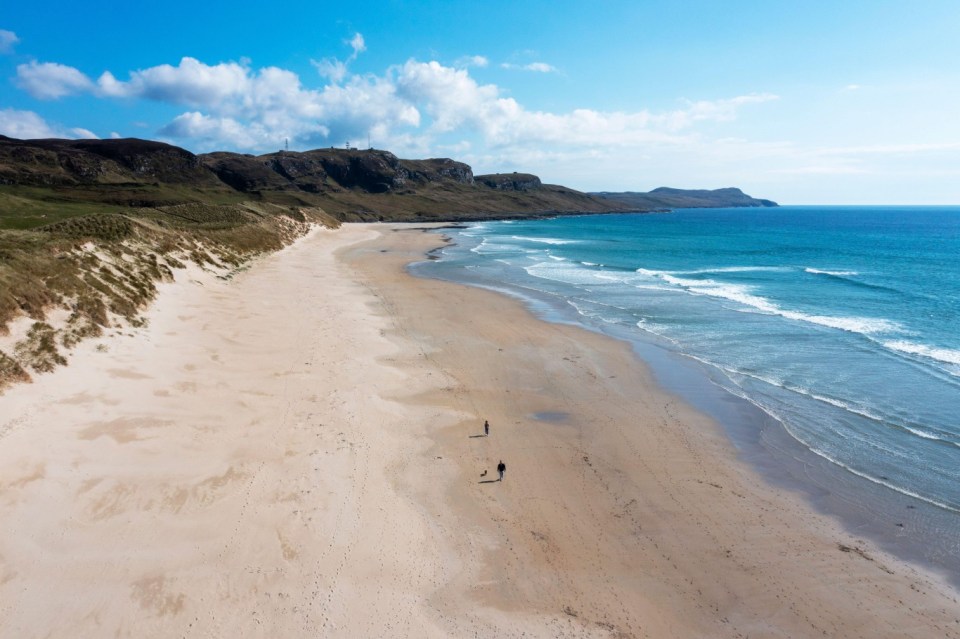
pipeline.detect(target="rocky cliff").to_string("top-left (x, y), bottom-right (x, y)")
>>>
top-left (0, 135), bottom-right (219, 187)
top-left (475, 173), bottom-right (542, 191)
top-left (0, 136), bottom-right (629, 222)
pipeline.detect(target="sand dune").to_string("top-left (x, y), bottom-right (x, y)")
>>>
top-left (0, 224), bottom-right (956, 637)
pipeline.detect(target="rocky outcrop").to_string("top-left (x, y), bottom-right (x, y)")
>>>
top-left (202, 149), bottom-right (474, 194)
top-left (476, 173), bottom-right (542, 192)
top-left (0, 135), bottom-right (219, 186)
top-left (200, 152), bottom-right (294, 192)
top-left (401, 158), bottom-right (474, 185)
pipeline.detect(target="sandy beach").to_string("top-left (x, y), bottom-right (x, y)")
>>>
top-left (0, 223), bottom-right (957, 637)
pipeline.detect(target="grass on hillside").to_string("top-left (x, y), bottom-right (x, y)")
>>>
top-left (0, 200), bottom-right (336, 391)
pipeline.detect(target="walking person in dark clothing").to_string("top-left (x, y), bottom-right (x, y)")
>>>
top-left (484, 420), bottom-right (490, 437)
top-left (497, 460), bottom-right (506, 481)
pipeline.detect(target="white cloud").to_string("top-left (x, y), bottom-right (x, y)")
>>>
top-left (0, 108), bottom-right (60, 138)
top-left (396, 60), bottom-right (770, 149)
top-left (664, 94), bottom-right (779, 130)
top-left (456, 55), bottom-right (489, 68)
top-left (9, 50), bottom-right (778, 162)
top-left (501, 61), bottom-right (558, 73)
top-left (347, 33), bottom-right (366, 60)
top-left (16, 61), bottom-right (95, 99)
top-left (0, 29), bottom-right (18, 54)
top-left (524, 62), bottom-right (557, 73)
top-left (312, 58), bottom-right (348, 83)
top-left (70, 127), bottom-right (99, 139)
top-left (311, 32), bottom-right (367, 85)
top-left (159, 111), bottom-right (272, 149)
top-left (96, 57), bottom-right (250, 106)
top-left (0, 108), bottom-right (95, 139)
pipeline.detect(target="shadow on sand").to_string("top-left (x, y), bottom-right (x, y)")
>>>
top-left (478, 479), bottom-right (499, 484)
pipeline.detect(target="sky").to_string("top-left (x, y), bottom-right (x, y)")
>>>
top-left (1, 0), bottom-right (959, 204)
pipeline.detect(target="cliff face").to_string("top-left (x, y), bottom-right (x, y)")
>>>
top-left (476, 173), bottom-right (542, 192)
top-left (0, 136), bottom-right (219, 186)
top-left (201, 149), bottom-right (477, 195)
top-left (0, 136), bottom-right (631, 222)
top-left (0, 136), bottom-right (478, 197)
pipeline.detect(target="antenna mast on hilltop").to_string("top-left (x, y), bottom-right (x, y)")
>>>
top-left (284, 138), bottom-right (288, 151)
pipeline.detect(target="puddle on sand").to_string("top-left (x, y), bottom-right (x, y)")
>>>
top-left (531, 411), bottom-right (570, 423)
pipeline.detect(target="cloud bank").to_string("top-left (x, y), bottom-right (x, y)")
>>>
top-left (13, 48), bottom-right (775, 160)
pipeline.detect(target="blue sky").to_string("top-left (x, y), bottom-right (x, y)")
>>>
top-left (2, 0), bottom-right (959, 203)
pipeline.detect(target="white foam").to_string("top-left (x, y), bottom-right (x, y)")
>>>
top-left (524, 261), bottom-right (603, 287)
top-left (799, 443), bottom-right (960, 514)
top-left (805, 267), bottom-right (859, 277)
top-left (901, 425), bottom-right (953, 443)
top-left (637, 269), bottom-right (898, 335)
top-left (674, 266), bottom-right (788, 275)
top-left (883, 340), bottom-right (960, 367)
top-left (547, 255), bottom-right (567, 261)
top-left (509, 235), bottom-right (578, 245)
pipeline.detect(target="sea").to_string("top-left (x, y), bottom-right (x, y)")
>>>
top-left (412, 206), bottom-right (960, 583)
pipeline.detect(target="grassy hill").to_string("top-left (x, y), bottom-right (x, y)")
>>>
top-left (0, 135), bottom-right (628, 229)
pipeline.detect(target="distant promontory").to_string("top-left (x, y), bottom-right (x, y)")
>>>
top-left (593, 187), bottom-right (778, 210)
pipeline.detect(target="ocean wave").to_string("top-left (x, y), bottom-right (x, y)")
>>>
top-left (524, 261), bottom-right (607, 287)
top-left (567, 300), bottom-right (622, 324)
top-left (472, 239), bottom-right (543, 255)
top-left (636, 269), bottom-right (899, 335)
top-left (882, 340), bottom-right (960, 367)
top-left (509, 235), bottom-right (579, 245)
top-left (547, 255), bottom-right (567, 261)
top-left (804, 267), bottom-right (859, 277)
top-left (673, 266), bottom-right (789, 275)
top-left (802, 266), bottom-right (909, 296)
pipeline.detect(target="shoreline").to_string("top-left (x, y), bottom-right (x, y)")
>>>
top-left (0, 223), bottom-right (957, 637)
top-left (414, 217), bottom-right (960, 590)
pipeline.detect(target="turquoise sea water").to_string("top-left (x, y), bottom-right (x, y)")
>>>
top-left (416, 207), bottom-right (960, 522)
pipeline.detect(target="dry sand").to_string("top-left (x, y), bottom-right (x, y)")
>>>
top-left (0, 223), bottom-right (957, 637)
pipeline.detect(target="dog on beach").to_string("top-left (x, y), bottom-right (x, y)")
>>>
top-left (480, 470), bottom-right (488, 477)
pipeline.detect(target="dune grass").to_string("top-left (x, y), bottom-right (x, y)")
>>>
top-left (0, 200), bottom-right (335, 390)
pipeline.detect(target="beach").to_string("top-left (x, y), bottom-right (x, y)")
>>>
top-left (0, 223), bottom-right (957, 637)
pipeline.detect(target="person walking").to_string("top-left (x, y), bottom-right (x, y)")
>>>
top-left (497, 460), bottom-right (506, 481)
top-left (484, 420), bottom-right (490, 437)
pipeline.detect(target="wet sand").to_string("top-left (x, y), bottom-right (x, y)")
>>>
top-left (0, 223), bottom-right (957, 637)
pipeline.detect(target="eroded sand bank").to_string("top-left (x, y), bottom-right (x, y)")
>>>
top-left (0, 224), bottom-right (956, 637)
